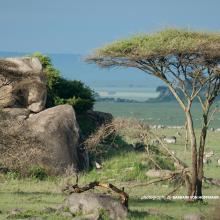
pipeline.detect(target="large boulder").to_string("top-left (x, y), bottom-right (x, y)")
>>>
top-left (0, 57), bottom-right (91, 175)
top-left (27, 105), bottom-right (81, 174)
top-left (0, 57), bottom-right (46, 112)
top-left (2, 107), bottom-right (30, 121)
top-left (62, 193), bottom-right (128, 220)
top-left (0, 104), bottom-right (87, 175)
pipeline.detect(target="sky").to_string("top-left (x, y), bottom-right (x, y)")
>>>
top-left (1, 0), bottom-right (220, 55)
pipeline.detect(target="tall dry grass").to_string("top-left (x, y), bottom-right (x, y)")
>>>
top-left (0, 110), bottom-right (51, 176)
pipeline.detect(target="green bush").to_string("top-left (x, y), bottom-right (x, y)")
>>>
top-left (28, 166), bottom-right (48, 180)
top-left (6, 171), bottom-right (20, 180)
top-left (32, 52), bottom-right (94, 113)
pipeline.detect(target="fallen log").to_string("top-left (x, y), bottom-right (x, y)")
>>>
top-left (62, 181), bottom-right (129, 208)
top-left (204, 177), bottom-right (220, 186)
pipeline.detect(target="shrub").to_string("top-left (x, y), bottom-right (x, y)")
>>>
top-left (6, 171), bottom-right (20, 180)
top-left (32, 52), bottom-right (95, 113)
top-left (28, 166), bottom-right (48, 180)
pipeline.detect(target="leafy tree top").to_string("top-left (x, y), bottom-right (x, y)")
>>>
top-left (87, 29), bottom-right (220, 64)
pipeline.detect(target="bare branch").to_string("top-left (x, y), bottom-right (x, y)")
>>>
top-left (62, 181), bottom-right (129, 208)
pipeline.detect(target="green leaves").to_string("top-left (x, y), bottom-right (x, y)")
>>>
top-left (88, 28), bottom-right (220, 60)
top-left (32, 52), bottom-right (94, 113)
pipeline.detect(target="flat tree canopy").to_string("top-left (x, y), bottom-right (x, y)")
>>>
top-left (87, 29), bottom-right (220, 64)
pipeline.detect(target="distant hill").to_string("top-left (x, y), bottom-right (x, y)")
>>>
top-left (0, 51), bottom-right (162, 89)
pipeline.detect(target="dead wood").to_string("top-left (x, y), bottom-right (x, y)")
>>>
top-left (62, 181), bottom-right (129, 208)
top-left (204, 177), bottom-right (220, 186)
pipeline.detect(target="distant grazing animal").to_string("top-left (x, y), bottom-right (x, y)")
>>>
top-left (157, 124), bottom-right (165, 129)
top-left (163, 136), bottom-right (176, 144)
top-left (204, 150), bottom-right (214, 159)
top-left (217, 159), bottom-right (220, 166)
top-left (203, 157), bottom-right (212, 164)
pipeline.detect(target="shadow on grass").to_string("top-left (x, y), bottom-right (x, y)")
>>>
top-left (128, 210), bottom-right (150, 218)
top-left (95, 134), bottom-right (139, 162)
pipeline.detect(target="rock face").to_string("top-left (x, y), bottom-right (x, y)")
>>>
top-left (62, 193), bottom-right (128, 220)
top-left (1, 105), bottom-right (84, 175)
top-left (0, 57), bottom-right (46, 112)
top-left (0, 57), bottom-right (87, 174)
top-left (27, 105), bottom-right (80, 173)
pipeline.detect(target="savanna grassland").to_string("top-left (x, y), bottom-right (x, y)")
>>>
top-left (94, 102), bottom-right (220, 128)
top-left (0, 104), bottom-right (220, 219)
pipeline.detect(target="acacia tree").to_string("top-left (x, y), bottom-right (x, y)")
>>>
top-left (86, 29), bottom-right (220, 199)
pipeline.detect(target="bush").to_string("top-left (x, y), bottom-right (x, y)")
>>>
top-left (28, 166), bottom-right (48, 180)
top-left (32, 52), bottom-right (94, 113)
top-left (55, 96), bottom-right (93, 113)
top-left (6, 171), bottom-right (20, 180)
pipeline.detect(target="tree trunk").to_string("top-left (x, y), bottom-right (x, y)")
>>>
top-left (184, 120), bottom-right (189, 159)
top-left (185, 111), bottom-right (197, 197)
top-left (196, 114), bottom-right (208, 199)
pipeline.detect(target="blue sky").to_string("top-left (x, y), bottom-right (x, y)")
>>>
top-left (1, 0), bottom-right (220, 54)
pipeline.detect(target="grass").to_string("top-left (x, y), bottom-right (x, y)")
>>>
top-left (0, 175), bottom-right (217, 219)
top-left (0, 120), bottom-right (220, 219)
top-left (94, 101), bottom-right (220, 128)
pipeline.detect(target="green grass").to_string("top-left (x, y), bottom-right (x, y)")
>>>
top-left (0, 175), bottom-right (217, 219)
top-left (94, 101), bottom-right (220, 128)
top-left (1, 121), bottom-right (220, 219)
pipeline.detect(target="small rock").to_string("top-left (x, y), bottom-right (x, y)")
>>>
top-left (217, 159), bottom-right (220, 166)
top-left (62, 193), bottom-right (127, 220)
